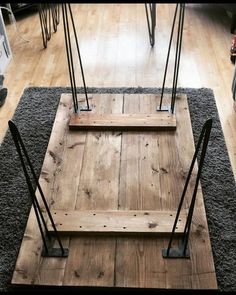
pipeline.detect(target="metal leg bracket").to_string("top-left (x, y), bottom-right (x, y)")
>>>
top-left (162, 240), bottom-right (190, 259)
top-left (41, 236), bottom-right (69, 258)
top-left (156, 105), bottom-right (171, 112)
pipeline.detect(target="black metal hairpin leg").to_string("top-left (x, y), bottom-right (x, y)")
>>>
top-left (51, 4), bottom-right (60, 32)
top-left (162, 118), bottom-right (213, 258)
top-left (8, 121), bottom-right (68, 258)
top-left (38, 4), bottom-right (50, 48)
top-left (62, 4), bottom-right (79, 113)
top-left (145, 3), bottom-right (156, 47)
top-left (158, 3), bottom-right (185, 113)
top-left (158, 4), bottom-right (178, 111)
top-left (170, 4), bottom-right (185, 114)
top-left (62, 3), bottom-right (91, 113)
top-left (38, 4), bottom-right (61, 49)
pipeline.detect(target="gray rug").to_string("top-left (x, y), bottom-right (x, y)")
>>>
top-left (0, 87), bottom-right (235, 292)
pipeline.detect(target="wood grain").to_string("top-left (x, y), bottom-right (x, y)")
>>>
top-left (62, 94), bottom-right (123, 286)
top-left (115, 94), bottom-right (167, 288)
top-left (12, 93), bottom-right (217, 290)
top-left (69, 112), bottom-right (176, 131)
top-left (1, 4), bottom-right (235, 180)
top-left (48, 210), bottom-right (187, 235)
top-left (11, 94), bottom-right (72, 285)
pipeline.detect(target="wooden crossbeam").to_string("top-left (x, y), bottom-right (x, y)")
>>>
top-left (69, 113), bottom-right (176, 131)
top-left (48, 210), bottom-right (186, 235)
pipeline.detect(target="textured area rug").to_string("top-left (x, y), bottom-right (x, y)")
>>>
top-left (0, 87), bottom-right (235, 292)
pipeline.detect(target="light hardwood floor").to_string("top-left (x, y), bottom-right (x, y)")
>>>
top-left (1, 3), bottom-right (236, 179)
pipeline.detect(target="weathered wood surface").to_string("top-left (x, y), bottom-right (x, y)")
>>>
top-left (48, 210), bottom-right (187, 235)
top-left (69, 112), bottom-right (176, 131)
top-left (12, 93), bottom-right (217, 290)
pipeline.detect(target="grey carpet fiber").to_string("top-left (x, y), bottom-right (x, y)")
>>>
top-left (0, 87), bottom-right (235, 292)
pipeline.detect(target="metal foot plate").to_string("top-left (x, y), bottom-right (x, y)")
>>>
top-left (41, 247), bottom-right (69, 257)
top-left (156, 106), bottom-right (171, 112)
top-left (162, 247), bottom-right (190, 259)
top-left (79, 106), bottom-right (92, 112)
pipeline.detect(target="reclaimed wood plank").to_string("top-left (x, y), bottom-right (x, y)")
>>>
top-left (11, 94), bottom-right (73, 285)
top-left (62, 94), bottom-right (123, 287)
top-left (159, 94), bottom-right (217, 289)
top-left (48, 210), bottom-right (187, 235)
top-left (173, 94), bottom-right (217, 289)
top-left (69, 112), bottom-right (176, 131)
top-left (33, 94), bottom-right (88, 285)
top-left (116, 94), bottom-right (167, 288)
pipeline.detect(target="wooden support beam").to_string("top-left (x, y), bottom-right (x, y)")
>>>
top-left (69, 113), bottom-right (176, 131)
top-left (48, 210), bottom-right (186, 235)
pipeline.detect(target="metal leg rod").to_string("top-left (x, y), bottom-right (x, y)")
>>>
top-left (8, 121), bottom-right (68, 258)
top-left (62, 4), bottom-right (78, 113)
top-left (68, 4), bottom-right (90, 110)
top-left (56, 4), bottom-right (60, 25)
top-left (9, 123), bottom-right (51, 253)
top-left (48, 4), bottom-right (52, 40)
top-left (165, 116), bottom-right (203, 256)
top-left (52, 4), bottom-right (60, 32)
top-left (42, 5), bottom-right (51, 41)
top-left (64, 4), bottom-right (79, 112)
top-left (170, 4), bottom-right (183, 113)
top-left (159, 4), bottom-right (179, 110)
top-left (17, 125), bottom-right (66, 254)
top-left (163, 118), bottom-right (213, 258)
top-left (151, 4), bottom-right (156, 47)
top-left (145, 4), bottom-right (152, 45)
top-left (170, 4), bottom-right (185, 113)
top-left (181, 119), bottom-right (212, 255)
top-left (145, 3), bottom-right (156, 47)
top-left (38, 5), bottom-right (47, 48)
top-left (38, 4), bottom-right (60, 49)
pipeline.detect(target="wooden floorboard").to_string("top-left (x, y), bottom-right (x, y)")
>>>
top-left (1, 3), bottom-right (236, 182)
top-left (11, 93), bottom-right (217, 290)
